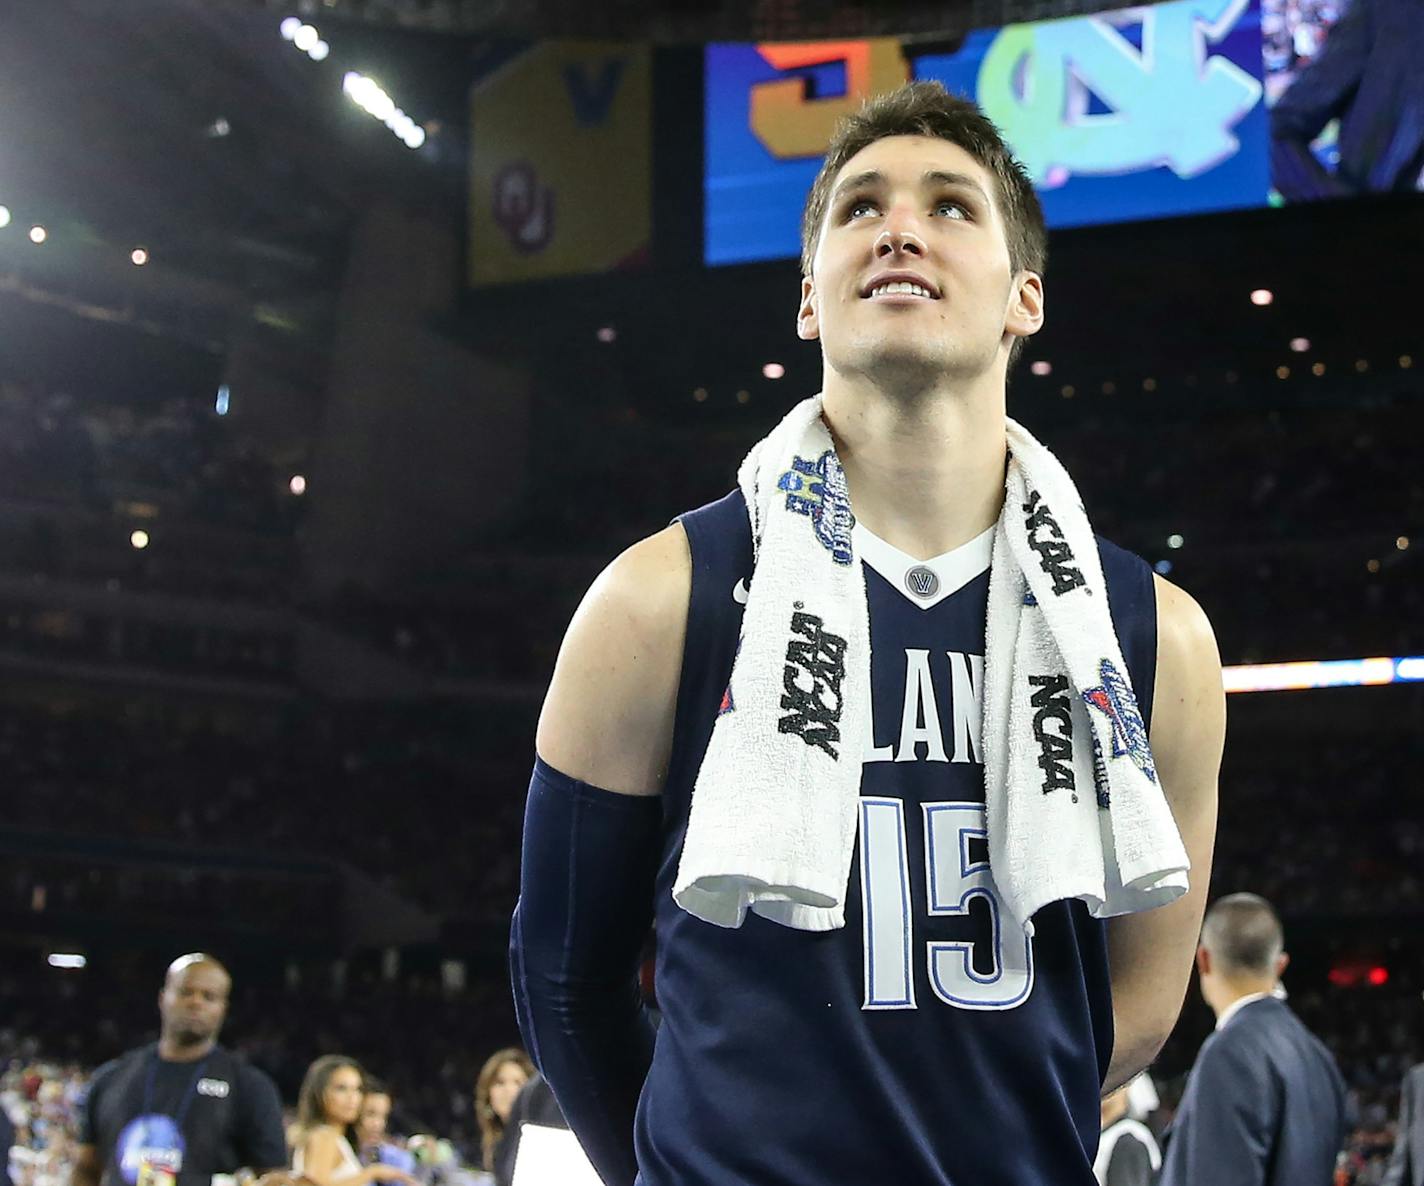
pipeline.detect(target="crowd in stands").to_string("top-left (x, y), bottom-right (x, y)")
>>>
top-left (0, 379), bottom-right (297, 603)
top-left (3, 944), bottom-right (1419, 1186)
top-left (0, 699), bottom-right (527, 930)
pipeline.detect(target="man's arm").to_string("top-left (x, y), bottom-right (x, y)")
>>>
top-left (510, 525), bottom-right (691, 1186)
top-left (235, 1066), bottom-right (290, 1174)
top-left (1103, 575), bottom-right (1224, 1093)
top-left (534, 523), bottom-right (689, 795)
top-left (1380, 1067), bottom-right (1416, 1186)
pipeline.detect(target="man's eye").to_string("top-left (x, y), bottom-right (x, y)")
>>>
top-left (936, 200), bottom-right (969, 219)
top-left (847, 199), bottom-right (877, 219)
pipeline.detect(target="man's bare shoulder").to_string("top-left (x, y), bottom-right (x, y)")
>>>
top-left (534, 523), bottom-right (691, 796)
top-left (1149, 572), bottom-right (1226, 800)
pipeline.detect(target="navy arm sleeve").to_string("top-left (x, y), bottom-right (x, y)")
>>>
top-left (509, 757), bottom-right (662, 1186)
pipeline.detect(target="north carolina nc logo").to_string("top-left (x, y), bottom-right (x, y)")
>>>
top-left (1082, 658), bottom-right (1157, 784)
top-left (777, 450), bottom-right (855, 566)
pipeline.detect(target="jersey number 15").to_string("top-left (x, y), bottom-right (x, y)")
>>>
top-left (859, 798), bottom-right (1034, 1011)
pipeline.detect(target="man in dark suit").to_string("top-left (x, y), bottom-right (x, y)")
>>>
top-left (1159, 893), bottom-right (1346, 1186)
top-left (1269, 0), bottom-right (1424, 200)
top-left (1383, 1061), bottom-right (1424, 1186)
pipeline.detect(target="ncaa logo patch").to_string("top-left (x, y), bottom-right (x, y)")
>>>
top-left (1082, 658), bottom-right (1157, 784)
top-left (777, 450), bottom-right (855, 566)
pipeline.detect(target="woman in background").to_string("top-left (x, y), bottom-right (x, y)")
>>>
top-left (290, 1056), bottom-right (418, 1186)
top-left (472, 1049), bottom-right (532, 1180)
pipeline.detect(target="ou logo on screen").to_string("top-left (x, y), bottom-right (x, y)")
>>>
top-left (117, 1115), bottom-right (185, 1185)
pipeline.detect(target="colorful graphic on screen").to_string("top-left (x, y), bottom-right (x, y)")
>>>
top-left (705, 0), bottom-right (1269, 266)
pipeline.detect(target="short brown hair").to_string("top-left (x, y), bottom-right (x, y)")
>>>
top-left (1202, 893), bottom-right (1285, 976)
top-left (799, 80), bottom-right (1047, 368)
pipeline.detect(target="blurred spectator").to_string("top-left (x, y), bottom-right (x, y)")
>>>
top-left (1094, 1074), bottom-right (1161, 1186)
top-left (1382, 1059), bottom-right (1424, 1186)
top-left (491, 1075), bottom-right (566, 1186)
top-left (470, 1053), bottom-right (530, 1182)
top-left (72, 955), bottom-right (285, 1186)
top-left (289, 1058), bottom-right (414, 1186)
top-left (354, 1082), bottom-right (413, 1176)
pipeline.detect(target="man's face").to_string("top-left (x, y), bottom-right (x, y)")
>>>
top-left (357, 1093), bottom-right (391, 1145)
top-left (798, 134), bottom-right (1041, 389)
top-left (158, 962), bottom-right (230, 1045)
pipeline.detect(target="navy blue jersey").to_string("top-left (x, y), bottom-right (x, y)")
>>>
top-left (634, 489), bottom-right (1158, 1186)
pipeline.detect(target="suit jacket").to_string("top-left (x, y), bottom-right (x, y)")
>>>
top-left (1269, 0), bottom-right (1424, 199)
top-left (1382, 1063), bottom-right (1424, 1186)
top-left (1159, 996), bottom-right (1346, 1186)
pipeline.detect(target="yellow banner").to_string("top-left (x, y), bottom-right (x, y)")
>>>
top-left (468, 42), bottom-right (651, 286)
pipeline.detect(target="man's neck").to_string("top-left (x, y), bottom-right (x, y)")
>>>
top-left (821, 374), bottom-right (1007, 561)
top-left (157, 1035), bottom-right (217, 1062)
top-left (1212, 980), bottom-right (1276, 1025)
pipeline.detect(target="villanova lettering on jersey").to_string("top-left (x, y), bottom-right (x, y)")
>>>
top-left (777, 450), bottom-right (855, 565)
top-left (1028, 674), bottom-right (1077, 799)
top-left (777, 609), bottom-right (846, 758)
top-left (1023, 489), bottom-right (1088, 596)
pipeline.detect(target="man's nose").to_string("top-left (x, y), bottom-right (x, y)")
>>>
top-left (875, 219), bottom-right (927, 258)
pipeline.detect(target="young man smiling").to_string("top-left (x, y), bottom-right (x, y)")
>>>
top-left (512, 81), bottom-right (1225, 1186)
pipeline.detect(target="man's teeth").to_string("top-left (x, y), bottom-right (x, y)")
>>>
top-left (870, 281), bottom-right (932, 298)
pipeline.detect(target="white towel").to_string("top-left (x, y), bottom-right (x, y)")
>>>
top-left (672, 394), bottom-right (1189, 934)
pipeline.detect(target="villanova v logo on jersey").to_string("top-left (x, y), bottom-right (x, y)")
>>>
top-left (777, 609), bottom-right (846, 759)
top-left (777, 450), bottom-right (855, 566)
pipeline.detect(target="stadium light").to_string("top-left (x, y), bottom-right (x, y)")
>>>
top-left (290, 475), bottom-right (307, 496)
top-left (131, 530), bottom-right (150, 550)
top-left (1250, 288), bottom-right (1273, 306)
top-left (343, 72), bottom-right (428, 150)
top-left (29, 225), bottom-right (47, 244)
top-left (309, 40), bottom-right (329, 61)
top-left (1289, 337), bottom-right (1309, 352)
top-left (215, 384), bottom-right (231, 416)
top-left (762, 362), bottom-right (785, 379)
top-left (293, 24), bottom-right (319, 52)
top-left (280, 16), bottom-right (302, 40)
top-left (48, 954), bottom-right (87, 970)
top-left (0, 205), bottom-right (11, 228)
top-left (1223, 655), bottom-right (1424, 693)
top-left (131, 248), bottom-right (149, 266)
top-left (1030, 360), bottom-right (1051, 376)
top-left (1167, 534), bottom-right (1184, 549)
top-left (596, 326), bottom-right (616, 343)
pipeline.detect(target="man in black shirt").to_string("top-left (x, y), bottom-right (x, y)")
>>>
top-left (73, 954), bottom-right (286, 1186)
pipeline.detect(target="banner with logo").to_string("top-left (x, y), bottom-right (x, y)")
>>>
top-left (469, 42), bottom-right (651, 286)
top-left (705, 0), bottom-right (1270, 265)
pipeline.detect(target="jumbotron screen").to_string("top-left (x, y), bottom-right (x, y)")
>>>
top-left (704, 0), bottom-right (1420, 266)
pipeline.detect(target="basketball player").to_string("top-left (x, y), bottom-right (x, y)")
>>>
top-left (513, 82), bottom-right (1225, 1185)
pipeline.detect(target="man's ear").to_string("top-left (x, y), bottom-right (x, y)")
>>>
top-left (797, 274), bottom-right (820, 341)
top-left (1005, 270), bottom-right (1045, 342)
top-left (1195, 945), bottom-right (1211, 976)
top-left (1275, 952), bottom-right (1290, 979)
